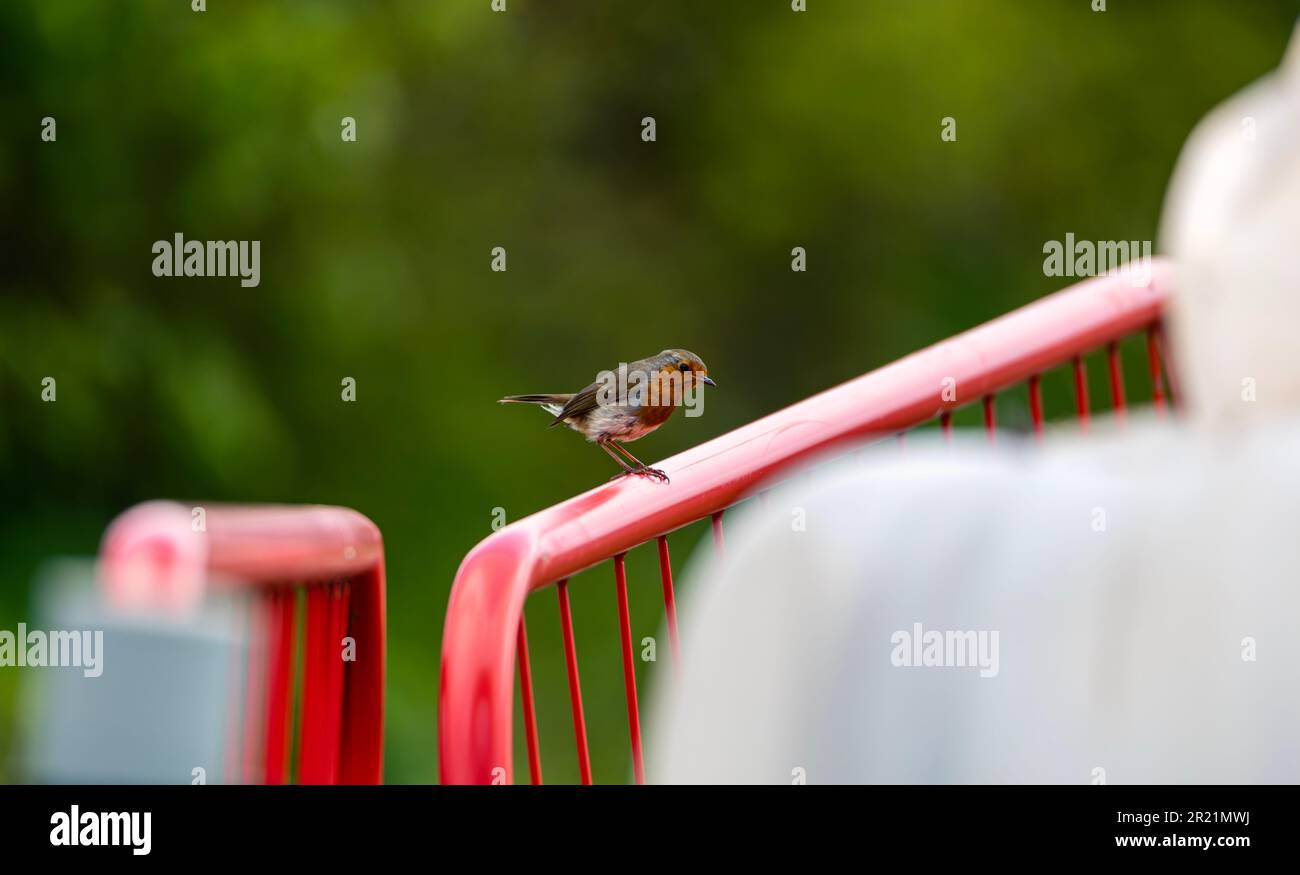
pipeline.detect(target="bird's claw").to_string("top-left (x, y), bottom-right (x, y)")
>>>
top-left (638, 466), bottom-right (670, 483)
top-left (610, 466), bottom-right (670, 484)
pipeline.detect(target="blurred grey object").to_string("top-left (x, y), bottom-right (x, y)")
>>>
top-left (22, 560), bottom-right (248, 784)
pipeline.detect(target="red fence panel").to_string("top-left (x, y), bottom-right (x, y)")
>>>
top-left (99, 502), bottom-right (386, 784)
top-left (439, 262), bottom-right (1177, 784)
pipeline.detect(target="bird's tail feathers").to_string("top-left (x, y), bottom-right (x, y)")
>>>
top-left (500, 393), bottom-right (572, 421)
top-left (499, 393), bottom-right (571, 406)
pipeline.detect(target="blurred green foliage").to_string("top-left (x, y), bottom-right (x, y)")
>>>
top-left (0, 0), bottom-right (1294, 782)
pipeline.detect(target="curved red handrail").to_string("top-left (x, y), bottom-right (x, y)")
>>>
top-left (100, 502), bottom-right (386, 784)
top-left (439, 261), bottom-right (1175, 784)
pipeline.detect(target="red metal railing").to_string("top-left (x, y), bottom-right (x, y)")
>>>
top-left (439, 261), bottom-right (1177, 784)
top-left (99, 502), bottom-right (386, 784)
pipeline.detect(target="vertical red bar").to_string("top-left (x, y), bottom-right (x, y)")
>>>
top-left (896, 431), bottom-right (907, 451)
top-left (556, 580), bottom-right (592, 784)
top-left (982, 394), bottom-right (996, 444)
top-left (298, 584), bottom-right (331, 783)
top-left (516, 615), bottom-right (543, 785)
top-left (1146, 324), bottom-right (1167, 415)
top-left (241, 594), bottom-right (267, 784)
top-left (318, 583), bottom-right (340, 783)
top-left (613, 554), bottom-right (645, 785)
top-left (711, 511), bottom-right (725, 555)
top-left (1107, 341), bottom-right (1127, 422)
top-left (939, 410), bottom-right (952, 444)
top-left (655, 536), bottom-right (681, 672)
top-left (1028, 375), bottom-right (1044, 439)
top-left (262, 588), bottom-right (296, 785)
top-left (337, 562), bottom-right (385, 785)
top-left (1072, 356), bottom-right (1089, 431)
top-left (322, 580), bottom-right (351, 784)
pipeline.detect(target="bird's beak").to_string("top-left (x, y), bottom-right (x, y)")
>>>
top-left (702, 375), bottom-right (717, 388)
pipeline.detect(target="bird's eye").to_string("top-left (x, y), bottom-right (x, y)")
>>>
top-left (678, 362), bottom-right (691, 372)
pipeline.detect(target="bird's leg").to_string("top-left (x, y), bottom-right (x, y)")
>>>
top-left (610, 440), bottom-right (669, 483)
top-left (608, 439), bottom-right (647, 468)
top-left (599, 439), bottom-right (639, 476)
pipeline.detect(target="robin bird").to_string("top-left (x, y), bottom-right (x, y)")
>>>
top-left (500, 349), bottom-right (716, 484)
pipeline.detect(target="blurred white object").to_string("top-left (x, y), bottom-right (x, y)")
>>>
top-left (651, 427), bottom-right (1300, 783)
top-left (652, 29), bottom-right (1300, 784)
top-left (1162, 23), bottom-right (1300, 424)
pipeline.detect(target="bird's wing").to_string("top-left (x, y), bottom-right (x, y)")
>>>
top-left (550, 380), bottom-right (603, 427)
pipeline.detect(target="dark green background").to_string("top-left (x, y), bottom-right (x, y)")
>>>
top-left (1, 0), bottom-right (1294, 782)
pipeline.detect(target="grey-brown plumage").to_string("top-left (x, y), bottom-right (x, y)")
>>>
top-left (500, 348), bottom-right (715, 483)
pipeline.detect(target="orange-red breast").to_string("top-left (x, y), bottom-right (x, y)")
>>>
top-left (500, 349), bottom-right (715, 483)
